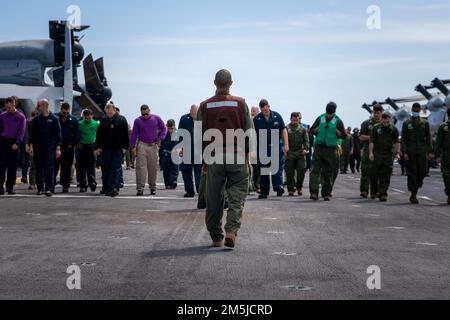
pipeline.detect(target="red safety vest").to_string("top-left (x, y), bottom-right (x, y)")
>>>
top-left (200, 94), bottom-right (247, 152)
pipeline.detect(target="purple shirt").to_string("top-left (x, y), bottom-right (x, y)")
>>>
top-left (131, 115), bottom-right (167, 148)
top-left (0, 111), bottom-right (26, 144)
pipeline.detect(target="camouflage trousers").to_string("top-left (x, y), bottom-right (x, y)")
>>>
top-left (206, 156), bottom-right (249, 242)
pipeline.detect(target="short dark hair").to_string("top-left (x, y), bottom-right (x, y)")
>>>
top-left (83, 109), bottom-right (93, 116)
top-left (291, 112), bottom-right (300, 119)
top-left (382, 113), bottom-right (391, 119)
top-left (61, 102), bottom-right (71, 111)
top-left (167, 119), bottom-right (175, 128)
top-left (259, 99), bottom-right (269, 109)
top-left (141, 104), bottom-right (150, 111)
top-left (412, 103), bottom-right (422, 111)
top-left (215, 69), bottom-right (233, 87)
top-left (373, 104), bottom-right (384, 113)
top-left (326, 102), bottom-right (337, 114)
top-left (5, 97), bottom-right (15, 104)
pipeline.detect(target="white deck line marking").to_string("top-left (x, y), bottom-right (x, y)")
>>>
top-left (128, 221), bottom-right (146, 224)
top-left (416, 242), bottom-right (438, 246)
top-left (418, 196), bottom-right (433, 201)
top-left (273, 252), bottom-right (297, 256)
top-left (6, 195), bottom-right (197, 200)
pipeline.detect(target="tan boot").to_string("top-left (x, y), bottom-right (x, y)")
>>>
top-left (211, 241), bottom-right (224, 248)
top-left (224, 233), bottom-right (236, 248)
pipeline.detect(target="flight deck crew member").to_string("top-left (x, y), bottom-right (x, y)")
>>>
top-left (299, 114), bottom-right (312, 171)
top-left (350, 128), bottom-right (361, 173)
top-left (285, 112), bottom-right (309, 196)
top-left (0, 97), bottom-right (26, 195)
top-left (161, 119), bottom-right (180, 190)
top-left (55, 103), bottom-right (80, 193)
top-left (95, 103), bottom-right (130, 198)
top-left (78, 109), bottom-right (99, 193)
top-left (309, 102), bottom-right (346, 201)
top-left (197, 69), bottom-right (254, 249)
top-left (131, 105), bottom-right (167, 196)
top-left (254, 99), bottom-right (289, 199)
top-left (179, 105), bottom-right (202, 198)
top-left (250, 106), bottom-right (261, 193)
top-left (359, 104), bottom-right (383, 199)
top-left (340, 127), bottom-right (353, 174)
top-left (29, 99), bottom-right (62, 197)
top-left (24, 109), bottom-right (39, 191)
top-left (401, 103), bottom-right (433, 204)
top-left (435, 108), bottom-right (450, 205)
top-left (369, 113), bottom-right (400, 202)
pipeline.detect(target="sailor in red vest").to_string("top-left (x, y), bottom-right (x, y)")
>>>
top-left (197, 69), bottom-right (254, 249)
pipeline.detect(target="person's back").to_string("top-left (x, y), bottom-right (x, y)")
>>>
top-left (197, 69), bottom-right (253, 249)
top-left (200, 93), bottom-right (247, 153)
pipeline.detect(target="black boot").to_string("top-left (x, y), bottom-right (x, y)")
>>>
top-left (277, 188), bottom-right (285, 197)
top-left (410, 192), bottom-right (419, 204)
top-left (197, 200), bottom-right (206, 210)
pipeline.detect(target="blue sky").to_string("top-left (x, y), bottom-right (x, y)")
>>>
top-left (1, 0), bottom-right (450, 128)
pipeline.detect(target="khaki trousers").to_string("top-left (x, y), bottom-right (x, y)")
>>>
top-left (136, 142), bottom-right (159, 191)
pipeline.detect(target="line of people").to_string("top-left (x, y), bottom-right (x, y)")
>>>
top-left (1, 96), bottom-right (449, 205)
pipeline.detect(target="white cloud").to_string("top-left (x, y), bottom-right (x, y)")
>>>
top-left (188, 21), bottom-right (273, 31)
top-left (287, 57), bottom-right (418, 79)
top-left (135, 36), bottom-right (255, 46)
top-left (393, 2), bottom-right (450, 11)
top-left (129, 21), bottom-right (450, 47)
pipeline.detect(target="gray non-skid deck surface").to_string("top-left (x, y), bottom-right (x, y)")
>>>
top-left (0, 168), bottom-right (449, 300)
